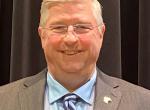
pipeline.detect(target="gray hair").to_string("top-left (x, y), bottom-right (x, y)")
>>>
top-left (39, 0), bottom-right (103, 27)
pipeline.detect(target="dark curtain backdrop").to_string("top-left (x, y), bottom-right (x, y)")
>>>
top-left (0, 0), bottom-right (150, 90)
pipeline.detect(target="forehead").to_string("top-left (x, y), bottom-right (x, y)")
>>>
top-left (45, 1), bottom-right (97, 24)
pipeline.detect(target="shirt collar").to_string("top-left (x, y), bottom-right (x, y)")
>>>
top-left (46, 73), bottom-right (69, 104)
top-left (74, 68), bottom-right (97, 105)
top-left (46, 68), bottom-right (97, 105)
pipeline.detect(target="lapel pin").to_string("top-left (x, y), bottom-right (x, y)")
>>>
top-left (103, 96), bottom-right (112, 104)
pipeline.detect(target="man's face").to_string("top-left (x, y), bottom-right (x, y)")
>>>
top-left (39, 1), bottom-right (105, 75)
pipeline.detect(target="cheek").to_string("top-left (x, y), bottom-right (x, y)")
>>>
top-left (79, 35), bottom-right (101, 49)
top-left (49, 37), bottom-right (61, 46)
top-left (79, 37), bottom-right (91, 48)
top-left (43, 36), bottom-right (62, 48)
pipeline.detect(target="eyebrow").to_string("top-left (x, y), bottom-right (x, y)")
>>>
top-left (48, 20), bottom-right (92, 25)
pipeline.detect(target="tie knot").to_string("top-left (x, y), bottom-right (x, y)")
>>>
top-left (63, 93), bottom-right (79, 110)
top-left (63, 93), bottom-right (78, 102)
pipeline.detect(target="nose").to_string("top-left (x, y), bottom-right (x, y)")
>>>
top-left (63, 26), bottom-right (79, 46)
top-left (63, 32), bottom-right (78, 46)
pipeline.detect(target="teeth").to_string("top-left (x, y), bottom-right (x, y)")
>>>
top-left (63, 51), bottom-right (78, 55)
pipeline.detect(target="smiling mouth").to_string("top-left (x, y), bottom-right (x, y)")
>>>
top-left (60, 50), bottom-right (83, 55)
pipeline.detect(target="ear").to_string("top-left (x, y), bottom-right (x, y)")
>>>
top-left (38, 26), bottom-right (43, 38)
top-left (98, 23), bottom-right (105, 39)
top-left (38, 26), bottom-right (46, 49)
top-left (101, 23), bottom-right (106, 36)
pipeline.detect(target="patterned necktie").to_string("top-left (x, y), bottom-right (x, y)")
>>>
top-left (63, 93), bottom-right (79, 110)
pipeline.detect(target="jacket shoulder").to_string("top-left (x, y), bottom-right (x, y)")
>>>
top-left (98, 69), bottom-right (150, 108)
top-left (107, 73), bottom-right (150, 94)
top-left (0, 68), bottom-right (47, 94)
top-left (97, 69), bottom-right (150, 93)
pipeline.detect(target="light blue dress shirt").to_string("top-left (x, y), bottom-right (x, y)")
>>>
top-left (44, 68), bottom-right (97, 110)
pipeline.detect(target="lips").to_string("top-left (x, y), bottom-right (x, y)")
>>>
top-left (60, 50), bottom-right (83, 55)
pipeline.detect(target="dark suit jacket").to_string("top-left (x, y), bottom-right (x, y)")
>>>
top-left (0, 68), bottom-right (150, 110)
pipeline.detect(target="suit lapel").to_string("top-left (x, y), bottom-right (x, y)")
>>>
top-left (94, 69), bottom-right (122, 110)
top-left (19, 69), bottom-right (47, 110)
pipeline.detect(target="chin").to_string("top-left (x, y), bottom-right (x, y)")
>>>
top-left (61, 65), bottom-right (84, 73)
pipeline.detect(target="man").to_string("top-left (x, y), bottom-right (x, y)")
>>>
top-left (0, 0), bottom-right (150, 110)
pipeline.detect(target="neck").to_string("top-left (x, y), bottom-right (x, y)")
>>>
top-left (48, 65), bottom-right (95, 92)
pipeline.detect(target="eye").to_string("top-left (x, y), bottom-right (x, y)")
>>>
top-left (76, 25), bottom-right (91, 29)
top-left (74, 24), bottom-right (93, 34)
top-left (49, 25), bottom-right (67, 33)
